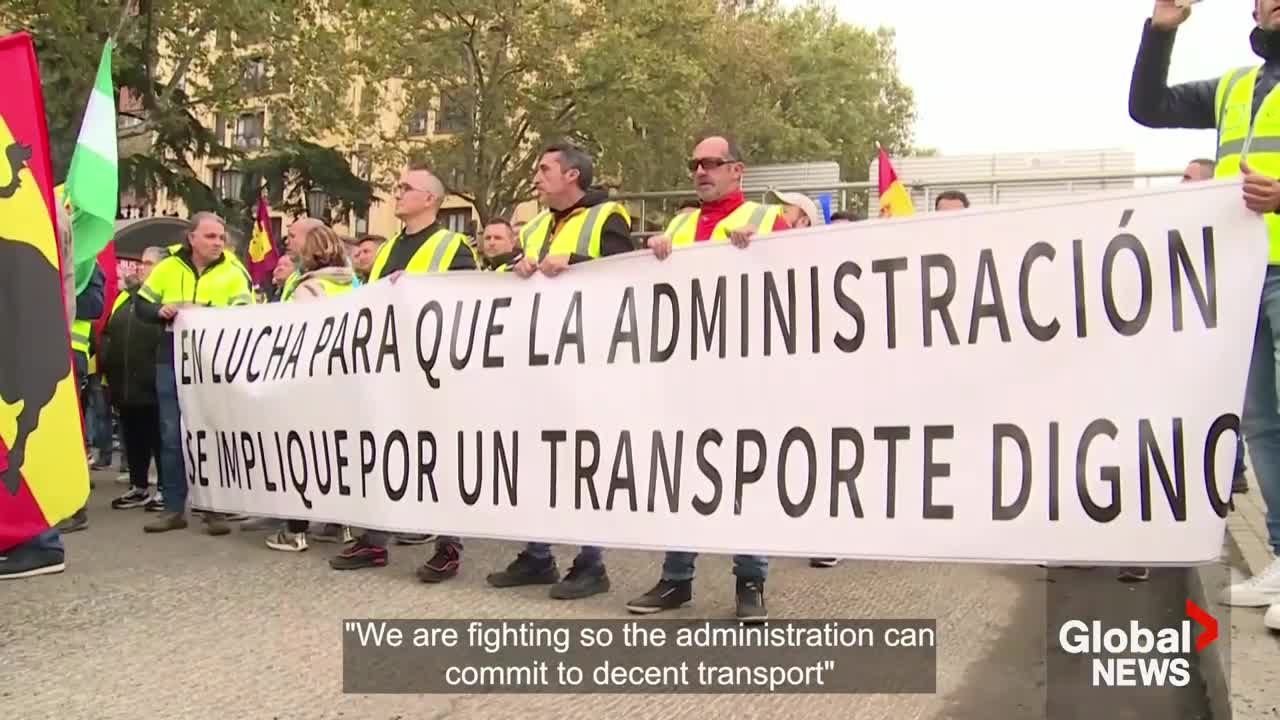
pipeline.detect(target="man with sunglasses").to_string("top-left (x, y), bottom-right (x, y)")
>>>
top-left (329, 162), bottom-right (477, 572)
top-left (647, 135), bottom-right (788, 259)
top-left (631, 134), bottom-right (785, 623)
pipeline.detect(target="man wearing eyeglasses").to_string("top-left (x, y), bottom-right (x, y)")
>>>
top-left (329, 162), bottom-right (477, 572)
top-left (630, 133), bottom-right (785, 623)
top-left (647, 134), bottom-right (788, 259)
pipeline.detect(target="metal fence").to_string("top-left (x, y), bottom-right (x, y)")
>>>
top-left (616, 169), bottom-right (1186, 238)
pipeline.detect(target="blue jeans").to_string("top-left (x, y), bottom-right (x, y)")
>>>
top-left (525, 543), bottom-right (603, 567)
top-left (1241, 266), bottom-right (1280, 554)
top-left (156, 363), bottom-right (187, 513)
top-left (662, 552), bottom-right (768, 582)
top-left (85, 376), bottom-right (113, 458)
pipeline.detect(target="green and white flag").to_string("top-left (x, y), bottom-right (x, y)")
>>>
top-left (66, 41), bottom-right (118, 294)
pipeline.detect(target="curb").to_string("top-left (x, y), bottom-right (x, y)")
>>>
top-left (1189, 559), bottom-right (1231, 720)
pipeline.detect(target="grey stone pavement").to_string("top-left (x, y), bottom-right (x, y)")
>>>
top-left (0, 469), bottom-right (1266, 720)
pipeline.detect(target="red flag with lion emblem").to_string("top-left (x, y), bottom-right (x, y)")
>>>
top-left (0, 32), bottom-right (91, 550)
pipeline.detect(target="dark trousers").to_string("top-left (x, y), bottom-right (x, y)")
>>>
top-left (119, 405), bottom-right (160, 492)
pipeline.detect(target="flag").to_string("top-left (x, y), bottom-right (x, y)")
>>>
top-left (66, 41), bottom-right (118, 295)
top-left (876, 145), bottom-right (914, 217)
top-left (247, 195), bottom-right (280, 288)
top-left (0, 31), bottom-right (91, 550)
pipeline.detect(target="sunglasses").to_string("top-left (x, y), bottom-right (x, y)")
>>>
top-left (687, 157), bottom-right (738, 173)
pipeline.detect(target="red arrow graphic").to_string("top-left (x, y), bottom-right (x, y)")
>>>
top-left (1186, 599), bottom-right (1218, 652)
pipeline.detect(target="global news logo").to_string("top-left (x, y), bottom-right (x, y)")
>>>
top-left (1058, 599), bottom-right (1218, 688)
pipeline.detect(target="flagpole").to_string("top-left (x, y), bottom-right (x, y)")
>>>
top-left (110, 0), bottom-right (133, 46)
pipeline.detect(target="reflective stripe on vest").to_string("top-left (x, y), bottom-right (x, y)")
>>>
top-left (1215, 64), bottom-right (1280, 263)
top-left (281, 270), bottom-right (302, 301)
top-left (518, 202), bottom-right (630, 261)
top-left (368, 227), bottom-right (470, 281)
top-left (665, 201), bottom-right (779, 246)
top-left (70, 319), bottom-right (91, 354)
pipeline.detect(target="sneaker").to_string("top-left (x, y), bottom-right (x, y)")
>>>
top-left (265, 530), bottom-right (308, 553)
top-left (1265, 602), bottom-right (1280, 631)
top-left (735, 578), bottom-right (768, 624)
top-left (203, 512), bottom-right (231, 537)
top-left (55, 509), bottom-right (88, 534)
top-left (395, 533), bottom-right (435, 545)
top-left (550, 562), bottom-right (610, 600)
top-left (330, 538), bottom-right (388, 570)
top-left (1118, 567), bottom-right (1150, 583)
top-left (143, 493), bottom-right (165, 512)
top-left (238, 516), bottom-right (284, 532)
top-left (417, 543), bottom-right (462, 583)
top-left (486, 552), bottom-right (559, 588)
top-left (809, 558), bottom-right (839, 568)
top-left (0, 546), bottom-right (65, 580)
top-left (626, 579), bottom-right (692, 614)
top-left (143, 511), bottom-right (188, 533)
top-left (312, 525), bottom-right (355, 544)
top-left (1220, 556), bottom-right (1280, 607)
top-left (111, 488), bottom-right (151, 510)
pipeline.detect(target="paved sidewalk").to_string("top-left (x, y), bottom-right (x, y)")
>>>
top-left (0, 471), bottom-right (1247, 719)
top-left (1222, 471), bottom-right (1280, 720)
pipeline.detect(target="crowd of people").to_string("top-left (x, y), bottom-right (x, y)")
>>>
top-left (5, 0), bottom-right (1280, 633)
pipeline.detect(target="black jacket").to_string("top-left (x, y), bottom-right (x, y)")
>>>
top-left (1129, 21), bottom-right (1280, 130)
top-left (99, 288), bottom-right (163, 408)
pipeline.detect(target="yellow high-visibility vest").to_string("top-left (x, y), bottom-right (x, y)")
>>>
top-left (138, 251), bottom-right (254, 308)
top-left (518, 202), bottom-right (630, 260)
top-left (368, 227), bottom-right (473, 281)
top-left (663, 201), bottom-right (782, 246)
top-left (1215, 65), bottom-right (1280, 263)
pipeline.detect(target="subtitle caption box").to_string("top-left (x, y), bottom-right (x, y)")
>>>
top-left (342, 618), bottom-right (937, 694)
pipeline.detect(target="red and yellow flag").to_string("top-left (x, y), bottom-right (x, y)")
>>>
top-left (0, 32), bottom-right (91, 549)
top-left (876, 145), bottom-right (915, 218)
top-left (246, 194), bottom-right (280, 288)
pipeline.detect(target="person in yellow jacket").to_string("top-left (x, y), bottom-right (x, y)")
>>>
top-left (330, 162), bottom-right (477, 571)
top-left (631, 133), bottom-right (784, 623)
top-left (262, 224), bottom-right (357, 553)
top-left (481, 141), bottom-right (635, 599)
top-left (1129, 0), bottom-right (1280, 629)
top-left (646, 134), bottom-right (787, 260)
top-left (136, 212), bottom-right (253, 536)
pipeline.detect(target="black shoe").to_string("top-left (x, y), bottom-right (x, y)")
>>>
top-left (56, 509), bottom-right (88, 534)
top-left (329, 538), bottom-right (388, 570)
top-left (735, 578), bottom-right (768, 624)
top-left (626, 579), bottom-right (692, 614)
top-left (0, 546), bottom-right (65, 580)
top-left (550, 562), bottom-right (610, 600)
top-left (809, 558), bottom-right (839, 568)
top-left (486, 552), bottom-right (559, 588)
top-left (417, 542), bottom-right (462, 583)
top-left (143, 494), bottom-right (165, 512)
top-left (111, 488), bottom-right (151, 510)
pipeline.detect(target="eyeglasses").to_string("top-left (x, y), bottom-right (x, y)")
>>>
top-left (687, 157), bottom-right (737, 173)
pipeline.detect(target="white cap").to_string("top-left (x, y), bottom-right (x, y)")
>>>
top-left (764, 190), bottom-right (824, 227)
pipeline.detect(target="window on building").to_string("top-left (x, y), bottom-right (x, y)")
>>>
top-left (233, 111), bottom-right (265, 149)
top-left (242, 58), bottom-right (268, 94)
top-left (211, 167), bottom-right (244, 202)
top-left (406, 109), bottom-right (429, 137)
top-left (435, 90), bottom-right (469, 135)
top-left (439, 208), bottom-right (471, 234)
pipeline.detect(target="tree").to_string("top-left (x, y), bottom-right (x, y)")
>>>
top-left (2, 0), bottom-right (374, 234)
top-left (343, 0), bottom-right (914, 224)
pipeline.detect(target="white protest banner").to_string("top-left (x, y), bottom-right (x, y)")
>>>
top-left (175, 180), bottom-right (1265, 564)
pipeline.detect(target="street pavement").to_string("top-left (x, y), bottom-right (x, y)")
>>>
top-left (0, 472), bottom-right (1218, 720)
